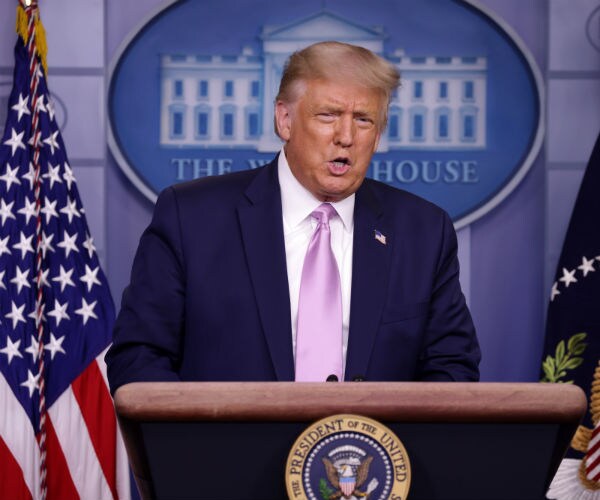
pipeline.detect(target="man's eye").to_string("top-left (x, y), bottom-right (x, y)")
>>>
top-left (317, 113), bottom-right (336, 121)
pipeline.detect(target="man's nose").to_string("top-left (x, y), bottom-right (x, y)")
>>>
top-left (333, 115), bottom-right (354, 147)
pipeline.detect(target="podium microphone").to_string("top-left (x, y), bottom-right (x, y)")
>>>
top-left (326, 374), bottom-right (339, 382)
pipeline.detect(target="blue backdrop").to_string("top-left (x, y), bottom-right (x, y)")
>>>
top-left (1, 0), bottom-right (598, 383)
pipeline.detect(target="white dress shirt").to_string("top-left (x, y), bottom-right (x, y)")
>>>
top-left (278, 149), bottom-right (354, 377)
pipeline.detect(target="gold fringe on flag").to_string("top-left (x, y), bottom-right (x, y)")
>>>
top-left (573, 361), bottom-right (600, 490)
top-left (15, 5), bottom-right (28, 43)
top-left (16, 3), bottom-right (48, 76)
top-left (591, 360), bottom-right (600, 423)
top-left (572, 425), bottom-right (592, 453)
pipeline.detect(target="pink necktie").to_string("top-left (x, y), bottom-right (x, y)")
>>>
top-left (295, 203), bottom-right (343, 382)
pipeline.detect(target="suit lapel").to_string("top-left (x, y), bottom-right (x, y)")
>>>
top-left (345, 182), bottom-right (393, 380)
top-left (237, 161), bottom-right (295, 381)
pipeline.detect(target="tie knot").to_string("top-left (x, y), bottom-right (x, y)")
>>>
top-left (312, 203), bottom-right (336, 225)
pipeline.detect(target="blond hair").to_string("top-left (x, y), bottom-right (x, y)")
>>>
top-left (276, 41), bottom-right (400, 127)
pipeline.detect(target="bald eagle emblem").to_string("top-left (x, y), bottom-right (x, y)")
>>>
top-left (285, 415), bottom-right (410, 499)
top-left (322, 455), bottom-right (378, 499)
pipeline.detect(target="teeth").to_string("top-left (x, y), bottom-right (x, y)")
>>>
top-left (332, 161), bottom-right (348, 167)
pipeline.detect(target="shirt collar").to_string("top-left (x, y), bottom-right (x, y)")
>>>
top-left (278, 148), bottom-right (355, 231)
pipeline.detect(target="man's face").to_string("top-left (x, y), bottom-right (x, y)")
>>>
top-left (275, 79), bottom-right (384, 202)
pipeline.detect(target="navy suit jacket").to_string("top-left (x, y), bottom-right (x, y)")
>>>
top-left (106, 158), bottom-right (480, 392)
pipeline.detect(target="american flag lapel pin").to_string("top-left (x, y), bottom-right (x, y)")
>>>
top-left (374, 230), bottom-right (387, 245)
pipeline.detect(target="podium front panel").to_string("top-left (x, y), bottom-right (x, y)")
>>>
top-left (140, 420), bottom-right (561, 500)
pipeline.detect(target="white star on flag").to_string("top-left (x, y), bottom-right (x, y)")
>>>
top-left (63, 162), bottom-right (76, 189)
top-left (0, 199), bottom-right (16, 225)
top-left (12, 231), bottom-right (35, 259)
top-left (60, 198), bottom-right (80, 223)
top-left (80, 264), bottom-right (101, 292)
top-left (40, 196), bottom-right (58, 223)
top-left (46, 97), bottom-right (55, 121)
top-left (20, 370), bottom-right (40, 398)
top-left (42, 130), bottom-right (60, 155)
top-left (43, 162), bottom-right (63, 188)
top-left (28, 303), bottom-right (46, 328)
top-left (83, 233), bottom-right (96, 258)
top-left (0, 163), bottom-right (22, 191)
top-left (11, 93), bottom-right (30, 122)
top-left (3, 128), bottom-right (26, 156)
top-left (550, 282), bottom-right (560, 302)
top-left (10, 266), bottom-right (31, 294)
top-left (47, 299), bottom-right (70, 327)
top-left (24, 335), bottom-right (40, 362)
top-left (36, 268), bottom-right (50, 289)
top-left (21, 162), bottom-right (39, 189)
top-left (34, 62), bottom-right (44, 81)
top-left (559, 267), bottom-right (578, 288)
top-left (577, 256), bottom-right (596, 277)
top-left (43, 333), bottom-right (66, 360)
top-left (17, 196), bottom-right (37, 224)
top-left (35, 94), bottom-right (46, 114)
top-left (6, 300), bottom-right (26, 329)
top-left (52, 264), bottom-right (75, 292)
top-left (0, 269), bottom-right (6, 289)
top-left (0, 336), bottom-right (23, 364)
top-left (0, 235), bottom-right (11, 257)
top-left (40, 231), bottom-right (55, 257)
top-left (57, 229), bottom-right (79, 257)
top-left (75, 298), bottom-right (98, 325)
top-left (27, 130), bottom-right (42, 149)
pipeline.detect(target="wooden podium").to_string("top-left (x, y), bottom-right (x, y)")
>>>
top-left (115, 382), bottom-right (586, 500)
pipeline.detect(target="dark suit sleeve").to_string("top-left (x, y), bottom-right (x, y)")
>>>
top-left (417, 211), bottom-right (481, 381)
top-left (105, 187), bottom-right (185, 393)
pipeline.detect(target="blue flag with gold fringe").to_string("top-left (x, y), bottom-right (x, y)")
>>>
top-left (544, 132), bottom-right (600, 499)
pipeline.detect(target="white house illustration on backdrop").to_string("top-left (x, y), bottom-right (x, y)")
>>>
top-left (159, 11), bottom-right (487, 152)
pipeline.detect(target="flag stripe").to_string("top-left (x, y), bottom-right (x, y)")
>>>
top-left (0, 373), bottom-right (39, 498)
top-left (0, 436), bottom-right (32, 500)
top-left (587, 465), bottom-right (600, 483)
top-left (587, 428), bottom-right (600, 455)
top-left (49, 386), bottom-right (113, 500)
top-left (587, 454), bottom-right (600, 473)
top-left (115, 419), bottom-right (131, 500)
top-left (44, 416), bottom-right (79, 500)
top-left (71, 359), bottom-right (119, 500)
top-left (96, 349), bottom-right (132, 500)
top-left (586, 445), bottom-right (600, 470)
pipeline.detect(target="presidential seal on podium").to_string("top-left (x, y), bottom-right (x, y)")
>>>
top-left (286, 414), bottom-right (411, 499)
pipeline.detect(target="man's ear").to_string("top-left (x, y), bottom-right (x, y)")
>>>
top-left (275, 100), bottom-right (292, 141)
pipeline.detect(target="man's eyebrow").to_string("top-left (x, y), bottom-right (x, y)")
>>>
top-left (312, 103), bottom-right (377, 115)
top-left (313, 104), bottom-right (344, 113)
top-left (353, 109), bottom-right (379, 120)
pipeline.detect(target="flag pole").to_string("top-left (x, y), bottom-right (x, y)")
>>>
top-left (18, 0), bottom-right (48, 497)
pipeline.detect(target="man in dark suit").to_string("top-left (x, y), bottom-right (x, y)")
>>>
top-left (106, 41), bottom-right (480, 392)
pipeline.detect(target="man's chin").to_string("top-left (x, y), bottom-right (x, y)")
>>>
top-left (316, 181), bottom-right (362, 203)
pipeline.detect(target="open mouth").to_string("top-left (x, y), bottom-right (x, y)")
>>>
top-left (328, 157), bottom-right (352, 174)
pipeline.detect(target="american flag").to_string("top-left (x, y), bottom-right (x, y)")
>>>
top-left (0, 1), bottom-right (130, 499)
